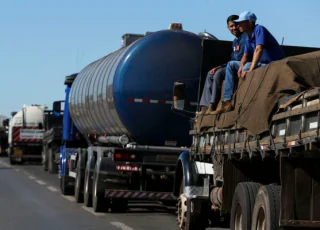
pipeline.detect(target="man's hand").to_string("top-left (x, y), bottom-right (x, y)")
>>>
top-left (240, 70), bottom-right (250, 78)
top-left (209, 66), bottom-right (220, 75)
top-left (237, 66), bottom-right (243, 78)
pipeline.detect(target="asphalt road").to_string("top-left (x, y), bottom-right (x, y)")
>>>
top-left (0, 157), bottom-right (227, 230)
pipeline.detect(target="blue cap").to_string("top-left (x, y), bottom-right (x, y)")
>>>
top-left (234, 11), bottom-right (257, 23)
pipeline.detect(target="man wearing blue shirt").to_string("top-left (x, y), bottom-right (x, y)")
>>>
top-left (212, 11), bottom-right (286, 114)
top-left (198, 15), bottom-right (247, 116)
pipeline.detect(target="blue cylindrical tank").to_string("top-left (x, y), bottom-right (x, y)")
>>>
top-left (69, 29), bottom-right (202, 147)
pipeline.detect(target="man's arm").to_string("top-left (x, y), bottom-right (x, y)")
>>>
top-left (248, 26), bottom-right (266, 71)
top-left (249, 45), bottom-right (263, 71)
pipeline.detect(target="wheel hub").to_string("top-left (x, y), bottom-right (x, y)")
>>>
top-left (177, 193), bottom-right (187, 230)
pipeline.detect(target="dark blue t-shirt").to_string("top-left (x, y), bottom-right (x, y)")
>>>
top-left (231, 32), bottom-right (247, 61)
top-left (244, 25), bottom-right (285, 64)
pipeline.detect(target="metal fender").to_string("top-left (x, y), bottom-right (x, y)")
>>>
top-left (173, 151), bottom-right (202, 197)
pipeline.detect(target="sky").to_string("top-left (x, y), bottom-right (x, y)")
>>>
top-left (1, 0), bottom-right (319, 117)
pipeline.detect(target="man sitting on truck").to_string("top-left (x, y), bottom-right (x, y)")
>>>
top-left (197, 14), bottom-right (247, 116)
top-left (212, 11), bottom-right (286, 114)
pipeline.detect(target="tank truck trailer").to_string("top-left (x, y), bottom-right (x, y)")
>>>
top-left (8, 105), bottom-right (46, 165)
top-left (42, 100), bottom-right (64, 173)
top-left (58, 23), bottom-right (210, 212)
top-left (172, 37), bottom-right (320, 229)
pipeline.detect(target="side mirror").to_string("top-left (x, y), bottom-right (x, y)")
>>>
top-left (11, 111), bottom-right (17, 117)
top-left (173, 82), bottom-right (186, 110)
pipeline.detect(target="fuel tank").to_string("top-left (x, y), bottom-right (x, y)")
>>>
top-left (69, 29), bottom-right (202, 147)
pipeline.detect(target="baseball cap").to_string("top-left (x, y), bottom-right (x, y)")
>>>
top-left (234, 11), bottom-right (257, 23)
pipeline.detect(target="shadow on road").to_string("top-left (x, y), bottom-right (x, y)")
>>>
top-left (125, 204), bottom-right (176, 215)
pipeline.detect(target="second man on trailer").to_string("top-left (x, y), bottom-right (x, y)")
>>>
top-left (198, 14), bottom-right (247, 115)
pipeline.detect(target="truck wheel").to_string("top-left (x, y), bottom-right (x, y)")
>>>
top-left (74, 156), bottom-right (84, 203)
top-left (48, 148), bottom-right (58, 174)
top-left (42, 146), bottom-right (48, 171)
top-left (84, 154), bottom-right (96, 207)
top-left (9, 157), bottom-right (16, 165)
top-left (60, 176), bottom-right (74, 196)
top-left (9, 147), bottom-right (16, 165)
top-left (84, 167), bottom-right (93, 207)
top-left (110, 199), bottom-right (128, 213)
top-left (251, 185), bottom-right (281, 230)
top-left (92, 169), bottom-right (110, 212)
top-left (177, 180), bottom-right (206, 230)
top-left (230, 182), bottom-right (261, 230)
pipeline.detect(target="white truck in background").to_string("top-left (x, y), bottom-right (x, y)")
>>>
top-left (8, 104), bottom-right (47, 164)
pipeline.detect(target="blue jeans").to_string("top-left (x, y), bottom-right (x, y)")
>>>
top-left (224, 61), bottom-right (265, 101)
top-left (200, 67), bottom-right (226, 107)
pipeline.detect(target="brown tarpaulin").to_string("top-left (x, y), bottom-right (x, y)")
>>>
top-left (198, 50), bottom-right (320, 135)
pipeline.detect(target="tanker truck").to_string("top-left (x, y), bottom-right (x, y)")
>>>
top-left (171, 37), bottom-right (320, 229)
top-left (0, 114), bottom-right (9, 156)
top-left (8, 104), bottom-right (47, 164)
top-left (59, 23), bottom-right (205, 212)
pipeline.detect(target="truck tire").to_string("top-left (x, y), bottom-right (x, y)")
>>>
top-left (92, 168), bottom-right (110, 212)
top-left (48, 148), bottom-right (58, 174)
top-left (84, 153), bottom-right (97, 207)
top-left (230, 182), bottom-right (262, 230)
top-left (74, 156), bottom-right (84, 203)
top-left (42, 146), bottom-right (48, 171)
top-left (9, 147), bottom-right (16, 165)
top-left (9, 157), bottom-right (16, 165)
top-left (84, 167), bottom-right (93, 207)
top-left (177, 180), bottom-right (206, 230)
top-left (251, 185), bottom-right (281, 230)
top-left (60, 176), bottom-right (74, 196)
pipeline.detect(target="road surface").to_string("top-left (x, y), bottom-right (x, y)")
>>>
top-left (0, 158), bottom-right (227, 230)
